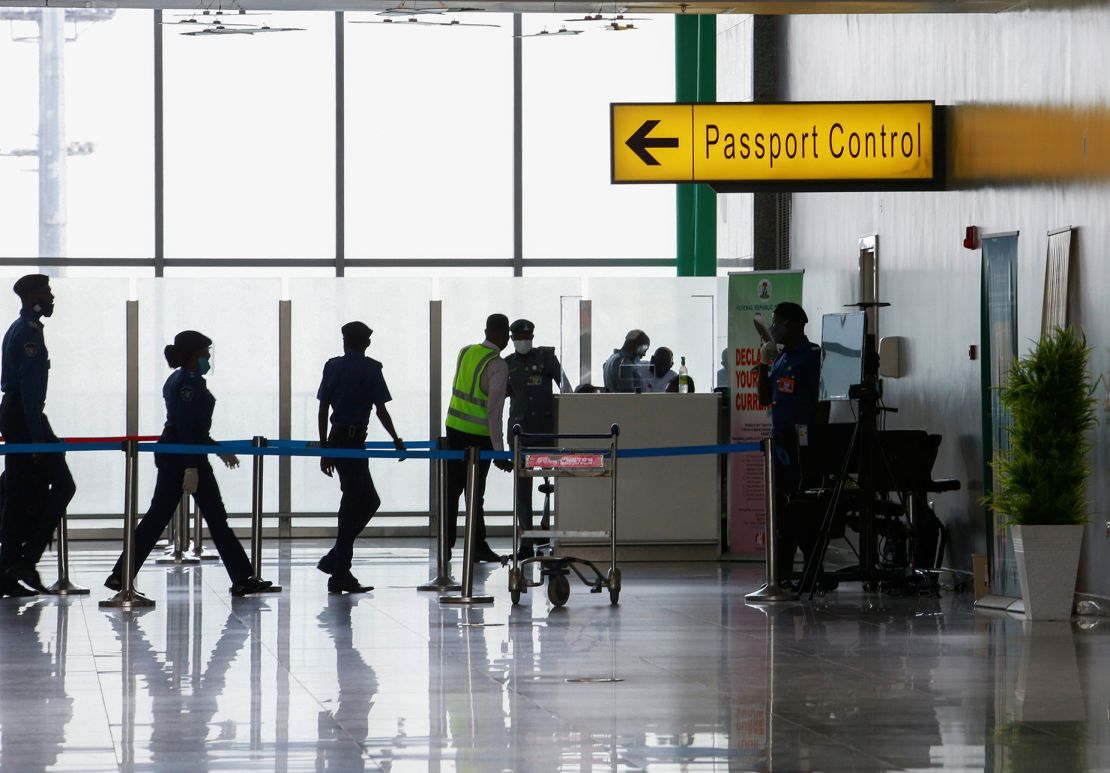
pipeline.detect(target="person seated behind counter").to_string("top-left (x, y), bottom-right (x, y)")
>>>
top-left (646, 347), bottom-right (695, 393)
top-left (756, 302), bottom-right (821, 588)
top-left (602, 329), bottom-right (649, 393)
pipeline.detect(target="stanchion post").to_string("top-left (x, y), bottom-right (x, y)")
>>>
top-left (419, 437), bottom-right (461, 592)
top-left (48, 513), bottom-right (89, 595)
top-left (100, 439), bottom-right (155, 609)
top-left (440, 446), bottom-right (493, 605)
top-left (249, 436), bottom-right (281, 591)
top-left (156, 492), bottom-right (200, 565)
top-left (745, 437), bottom-right (797, 604)
top-left (191, 501), bottom-right (218, 561)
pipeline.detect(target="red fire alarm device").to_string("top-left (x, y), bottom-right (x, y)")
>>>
top-left (963, 226), bottom-right (980, 250)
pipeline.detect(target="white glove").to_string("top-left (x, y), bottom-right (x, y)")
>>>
top-left (760, 340), bottom-right (780, 367)
top-left (182, 467), bottom-right (199, 495)
top-left (218, 454), bottom-right (240, 469)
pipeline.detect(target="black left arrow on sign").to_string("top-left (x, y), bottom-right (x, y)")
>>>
top-left (626, 119), bottom-right (679, 166)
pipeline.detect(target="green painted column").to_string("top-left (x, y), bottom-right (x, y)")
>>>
top-left (693, 13), bottom-right (717, 277)
top-left (675, 14), bottom-right (698, 277)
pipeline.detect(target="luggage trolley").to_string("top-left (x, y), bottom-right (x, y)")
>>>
top-left (507, 424), bottom-right (620, 608)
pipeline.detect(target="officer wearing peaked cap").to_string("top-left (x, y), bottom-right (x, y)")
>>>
top-left (316, 321), bottom-right (406, 594)
top-left (0, 274), bottom-right (76, 597)
top-left (505, 319), bottom-right (569, 560)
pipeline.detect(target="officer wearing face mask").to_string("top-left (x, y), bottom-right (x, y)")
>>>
top-left (602, 329), bottom-right (650, 393)
top-left (757, 302), bottom-right (821, 587)
top-left (0, 274), bottom-right (76, 597)
top-left (504, 319), bottom-right (569, 559)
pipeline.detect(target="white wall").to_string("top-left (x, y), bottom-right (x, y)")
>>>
top-left (718, 9), bottom-right (1110, 592)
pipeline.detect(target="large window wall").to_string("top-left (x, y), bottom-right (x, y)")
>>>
top-left (0, 10), bottom-right (153, 263)
top-left (0, 9), bottom-right (676, 272)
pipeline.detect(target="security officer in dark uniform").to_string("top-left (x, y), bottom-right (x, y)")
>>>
top-left (105, 330), bottom-right (274, 596)
top-left (504, 319), bottom-right (569, 559)
top-left (317, 322), bottom-right (405, 593)
top-left (0, 274), bottom-right (76, 596)
top-left (756, 302), bottom-right (821, 587)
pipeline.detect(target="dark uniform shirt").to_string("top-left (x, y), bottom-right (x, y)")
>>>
top-left (160, 368), bottom-right (218, 466)
top-left (0, 310), bottom-right (50, 442)
top-left (317, 353), bottom-right (392, 429)
top-left (505, 346), bottom-right (562, 437)
top-left (770, 336), bottom-right (821, 438)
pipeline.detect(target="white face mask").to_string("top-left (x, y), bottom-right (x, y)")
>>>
top-left (513, 340), bottom-right (533, 355)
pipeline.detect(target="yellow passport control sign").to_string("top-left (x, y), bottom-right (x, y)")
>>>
top-left (611, 102), bottom-right (938, 189)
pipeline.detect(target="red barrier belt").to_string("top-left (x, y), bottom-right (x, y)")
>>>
top-left (0, 435), bottom-right (161, 444)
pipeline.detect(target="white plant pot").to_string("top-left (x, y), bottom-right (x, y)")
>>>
top-left (1011, 524), bottom-right (1084, 621)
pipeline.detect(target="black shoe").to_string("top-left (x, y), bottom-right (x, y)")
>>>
top-left (328, 574), bottom-right (373, 594)
top-left (230, 577), bottom-right (274, 597)
top-left (104, 574), bottom-right (123, 592)
top-left (474, 546), bottom-right (503, 564)
top-left (8, 563), bottom-right (47, 594)
top-left (317, 555), bottom-right (334, 576)
top-left (0, 576), bottom-right (36, 598)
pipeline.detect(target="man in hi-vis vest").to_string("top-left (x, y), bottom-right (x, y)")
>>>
top-left (444, 313), bottom-right (513, 563)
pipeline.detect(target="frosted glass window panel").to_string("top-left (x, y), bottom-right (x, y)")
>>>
top-left (590, 277), bottom-right (719, 394)
top-left (438, 277), bottom-right (581, 512)
top-left (286, 278), bottom-right (431, 515)
top-left (162, 14), bottom-right (334, 259)
top-left (0, 10), bottom-right (153, 258)
top-left (0, 280), bottom-right (129, 515)
top-left (522, 13), bottom-right (675, 259)
top-left (136, 279), bottom-right (281, 513)
top-left (344, 14), bottom-right (513, 259)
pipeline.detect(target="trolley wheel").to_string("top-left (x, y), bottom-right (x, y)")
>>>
top-left (508, 568), bottom-right (523, 605)
top-left (547, 574), bottom-right (571, 607)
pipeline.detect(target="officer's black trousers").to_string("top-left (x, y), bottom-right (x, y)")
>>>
top-left (322, 426), bottom-right (382, 577)
top-left (0, 401), bottom-right (75, 572)
top-left (112, 457), bottom-right (252, 584)
top-left (444, 427), bottom-right (492, 551)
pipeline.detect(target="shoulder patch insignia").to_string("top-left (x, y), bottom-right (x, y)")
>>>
top-left (180, 385), bottom-right (194, 402)
top-left (23, 342), bottom-right (37, 358)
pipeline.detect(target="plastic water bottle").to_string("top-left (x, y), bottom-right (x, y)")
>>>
top-left (678, 356), bottom-right (690, 393)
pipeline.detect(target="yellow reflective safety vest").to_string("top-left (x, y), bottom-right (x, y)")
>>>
top-left (445, 343), bottom-right (499, 436)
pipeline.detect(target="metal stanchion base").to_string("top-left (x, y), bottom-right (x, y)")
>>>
top-left (155, 552), bottom-right (201, 565)
top-left (745, 583), bottom-right (799, 603)
top-left (99, 590), bottom-right (156, 609)
top-left (47, 578), bottom-right (90, 596)
top-left (418, 575), bottom-right (462, 592)
top-left (439, 595), bottom-right (494, 605)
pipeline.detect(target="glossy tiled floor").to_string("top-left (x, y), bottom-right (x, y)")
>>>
top-left (2, 540), bottom-right (1108, 772)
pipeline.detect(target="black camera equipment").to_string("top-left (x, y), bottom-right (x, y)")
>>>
top-left (798, 301), bottom-right (912, 596)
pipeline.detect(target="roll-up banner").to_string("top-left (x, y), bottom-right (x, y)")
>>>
top-left (727, 270), bottom-right (804, 555)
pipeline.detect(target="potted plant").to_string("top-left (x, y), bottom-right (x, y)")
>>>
top-left (985, 326), bottom-right (1098, 620)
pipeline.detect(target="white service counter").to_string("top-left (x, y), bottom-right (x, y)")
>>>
top-left (553, 393), bottom-right (721, 561)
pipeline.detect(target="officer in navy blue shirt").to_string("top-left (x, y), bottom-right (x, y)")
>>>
top-left (757, 302), bottom-right (821, 586)
top-left (0, 274), bottom-right (76, 596)
top-left (105, 330), bottom-right (274, 596)
top-left (505, 319), bottom-right (569, 559)
top-left (317, 322), bottom-right (405, 594)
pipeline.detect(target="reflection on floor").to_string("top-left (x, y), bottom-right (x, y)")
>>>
top-left (0, 539), bottom-right (1107, 772)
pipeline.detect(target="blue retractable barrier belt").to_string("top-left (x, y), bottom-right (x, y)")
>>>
top-left (0, 439), bottom-right (760, 460)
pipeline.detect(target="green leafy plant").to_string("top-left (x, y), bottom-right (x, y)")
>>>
top-left (985, 327), bottom-right (1098, 525)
